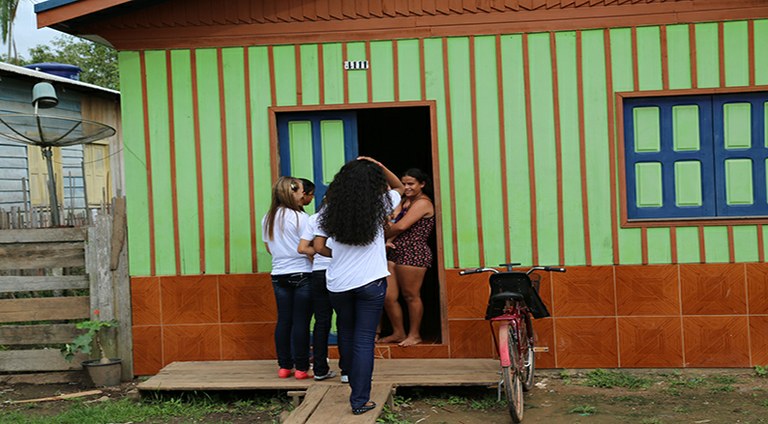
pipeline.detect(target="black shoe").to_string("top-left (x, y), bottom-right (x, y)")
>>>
top-left (352, 401), bottom-right (376, 415)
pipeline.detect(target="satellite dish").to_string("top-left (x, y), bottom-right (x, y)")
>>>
top-left (0, 84), bottom-right (116, 226)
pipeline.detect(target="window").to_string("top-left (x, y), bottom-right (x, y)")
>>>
top-left (623, 92), bottom-right (768, 220)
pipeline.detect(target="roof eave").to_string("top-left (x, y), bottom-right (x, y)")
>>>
top-left (34, 0), bottom-right (135, 30)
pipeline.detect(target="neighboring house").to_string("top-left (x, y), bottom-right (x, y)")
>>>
top-left (0, 62), bottom-right (122, 225)
top-left (35, 0), bottom-right (768, 375)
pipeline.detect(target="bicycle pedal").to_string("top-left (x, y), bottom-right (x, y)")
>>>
top-left (533, 346), bottom-right (549, 353)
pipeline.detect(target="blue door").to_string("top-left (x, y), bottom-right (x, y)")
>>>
top-left (277, 111), bottom-right (358, 213)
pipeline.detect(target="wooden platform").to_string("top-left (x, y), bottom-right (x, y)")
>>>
top-left (137, 359), bottom-right (499, 391)
top-left (138, 359), bottom-right (500, 423)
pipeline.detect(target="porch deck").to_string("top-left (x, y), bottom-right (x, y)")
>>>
top-left (137, 358), bottom-right (499, 391)
top-left (137, 359), bottom-right (500, 423)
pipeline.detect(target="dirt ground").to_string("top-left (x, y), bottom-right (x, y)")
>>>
top-left (1, 368), bottom-right (767, 423)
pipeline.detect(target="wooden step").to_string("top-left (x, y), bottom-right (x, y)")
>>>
top-left (283, 385), bottom-right (329, 424)
top-left (283, 383), bottom-right (393, 424)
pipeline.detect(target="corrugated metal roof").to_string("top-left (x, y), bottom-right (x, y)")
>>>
top-left (0, 62), bottom-right (119, 96)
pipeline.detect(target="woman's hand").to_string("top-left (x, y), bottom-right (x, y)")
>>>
top-left (358, 157), bottom-right (404, 194)
top-left (357, 156), bottom-right (382, 167)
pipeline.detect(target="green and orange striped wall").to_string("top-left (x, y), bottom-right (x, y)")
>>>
top-left (119, 20), bottom-right (768, 278)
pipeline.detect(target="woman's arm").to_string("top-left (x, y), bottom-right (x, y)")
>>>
top-left (298, 238), bottom-right (316, 258)
top-left (384, 198), bottom-right (433, 238)
top-left (313, 236), bottom-right (332, 257)
top-left (358, 156), bottom-right (405, 196)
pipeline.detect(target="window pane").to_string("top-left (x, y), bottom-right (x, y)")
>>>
top-left (675, 161), bottom-right (702, 206)
top-left (673, 105), bottom-right (700, 151)
top-left (725, 158), bottom-right (753, 205)
top-left (765, 102), bottom-right (768, 148)
top-left (633, 107), bottom-right (661, 152)
top-left (723, 102), bottom-right (751, 149)
top-left (635, 162), bottom-right (663, 207)
top-left (321, 120), bottom-right (345, 184)
top-left (288, 121), bottom-right (313, 179)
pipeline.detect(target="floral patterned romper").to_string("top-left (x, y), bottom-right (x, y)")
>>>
top-left (388, 206), bottom-right (435, 268)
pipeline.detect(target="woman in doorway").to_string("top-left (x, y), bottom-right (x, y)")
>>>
top-left (313, 157), bottom-right (404, 415)
top-left (379, 168), bottom-right (435, 347)
top-left (262, 177), bottom-right (313, 380)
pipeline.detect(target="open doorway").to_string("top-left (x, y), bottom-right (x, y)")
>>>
top-left (357, 106), bottom-right (441, 344)
top-left (275, 105), bottom-right (442, 344)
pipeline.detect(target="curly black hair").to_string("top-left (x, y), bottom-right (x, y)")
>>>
top-left (319, 159), bottom-right (392, 246)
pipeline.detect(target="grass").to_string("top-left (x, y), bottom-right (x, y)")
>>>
top-left (583, 369), bottom-right (651, 390)
top-left (569, 405), bottom-right (596, 416)
top-left (0, 392), bottom-right (289, 424)
top-left (755, 365), bottom-right (768, 378)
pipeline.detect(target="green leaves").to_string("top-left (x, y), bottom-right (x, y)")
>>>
top-left (61, 318), bottom-right (118, 362)
top-left (25, 36), bottom-right (119, 89)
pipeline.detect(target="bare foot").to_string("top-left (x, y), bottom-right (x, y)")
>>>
top-left (398, 336), bottom-right (422, 347)
top-left (377, 334), bottom-right (406, 344)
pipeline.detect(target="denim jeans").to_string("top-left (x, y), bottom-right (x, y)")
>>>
top-left (272, 273), bottom-right (312, 371)
top-left (311, 270), bottom-right (337, 376)
top-left (329, 278), bottom-right (387, 409)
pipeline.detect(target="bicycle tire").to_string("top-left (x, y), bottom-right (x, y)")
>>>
top-left (521, 315), bottom-right (536, 391)
top-left (502, 325), bottom-right (524, 423)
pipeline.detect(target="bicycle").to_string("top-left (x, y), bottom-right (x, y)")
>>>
top-left (459, 263), bottom-right (565, 422)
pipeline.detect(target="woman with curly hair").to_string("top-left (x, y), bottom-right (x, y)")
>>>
top-left (262, 176), bottom-right (313, 380)
top-left (313, 157), bottom-right (404, 415)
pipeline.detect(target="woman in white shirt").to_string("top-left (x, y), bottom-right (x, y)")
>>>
top-left (262, 177), bottom-right (313, 380)
top-left (314, 157), bottom-right (404, 415)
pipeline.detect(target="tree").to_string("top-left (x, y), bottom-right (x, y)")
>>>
top-left (26, 35), bottom-right (119, 90)
top-left (0, 0), bottom-right (19, 63)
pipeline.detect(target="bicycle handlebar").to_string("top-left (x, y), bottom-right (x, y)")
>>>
top-left (458, 265), bottom-right (566, 276)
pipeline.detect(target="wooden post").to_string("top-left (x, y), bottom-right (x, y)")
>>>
top-left (111, 197), bottom-right (133, 380)
top-left (87, 212), bottom-right (117, 364)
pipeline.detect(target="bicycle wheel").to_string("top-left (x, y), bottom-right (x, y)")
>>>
top-left (502, 325), bottom-right (524, 423)
top-left (521, 315), bottom-right (536, 392)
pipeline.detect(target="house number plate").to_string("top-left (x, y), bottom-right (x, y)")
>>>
top-left (344, 60), bottom-right (369, 70)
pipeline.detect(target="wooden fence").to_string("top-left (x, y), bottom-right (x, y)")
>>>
top-left (0, 198), bottom-right (132, 379)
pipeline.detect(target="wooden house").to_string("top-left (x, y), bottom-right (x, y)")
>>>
top-left (35, 0), bottom-right (768, 375)
top-left (0, 62), bottom-right (122, 226)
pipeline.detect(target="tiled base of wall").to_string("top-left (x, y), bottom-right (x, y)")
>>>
top-left (131, 263), bottom-right (768, 375)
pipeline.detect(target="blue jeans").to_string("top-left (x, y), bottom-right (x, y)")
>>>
top-left (329, 278), bottom-right (386, 409)
top-left (311, 270), bottom-right (338, 376)
top-left (272, 273), bottom-right (312, 371)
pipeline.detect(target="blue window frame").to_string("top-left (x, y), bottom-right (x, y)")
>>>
top-left (276, 111), bottom-right (358, 207)
top-left (623, 92), bottom-right (768, 220)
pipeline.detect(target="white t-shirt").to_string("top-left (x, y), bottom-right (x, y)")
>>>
top-left (261, 207), bottom-right (312, 275)
top-left (299, 213), bottom-right (331, 271)
top-left (317, 190), bottom-right (401, 292)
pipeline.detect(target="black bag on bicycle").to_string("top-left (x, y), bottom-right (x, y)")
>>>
top-left (486, 272), bottom-right (550, 319)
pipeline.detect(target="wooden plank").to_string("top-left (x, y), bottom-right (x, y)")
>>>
top-left (0, 275), bottom-right (89, 293)
top-left (306, 383), bottom-right (392, 423)
top-left (10, 389), bottom-right (103, 404)
top-left (0, 242), bottom-right (85, 270)
top-left (0, 349), bottom-right (87, 372)
top-left (0, 228), bottom-right (86, 244)
top-left (0, 323), bottom-right (82, 345)
top-left (283, 385), bottom-right (330, 424)
top-left (138, 359), bottom-right (500, 391)
top-left (0, 371), bottom-right (82, 385)
top-left (0, 297), bottom-right (89, 323)
top-left (111, 203), bottom-right (134, 380)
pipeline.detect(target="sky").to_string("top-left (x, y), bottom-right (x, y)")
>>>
top-left (1, 0), bottom-right (66, 60)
